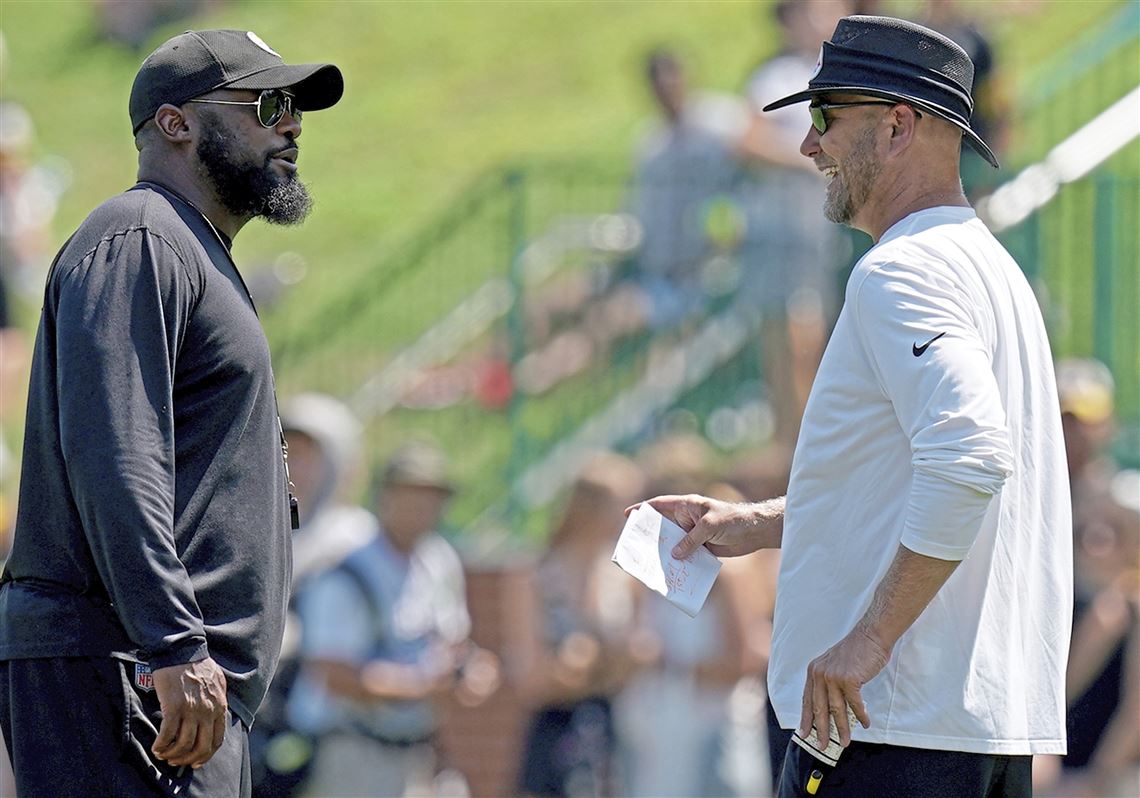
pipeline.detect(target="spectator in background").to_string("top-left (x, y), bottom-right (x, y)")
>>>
top-left (287, 441), bottom-right (498, 798)
top-left (516, 453), bottom-right (654, 798)
top-left (251, 393), bottom-right (379, 796)
top-left (737, 0), bottom-right (850, 459)
top-left (0, 102), bottom-right (63, 319)
top-left (511, 50), bottom-right (747, 399)
top-left (617, 435), bottom-right (773, 798)
top-left (1036, 359), bottom-right (1140, 798)
top-left (282, 394), bottom-right (378, 587)
top-left (0, 101), bottom-right (66, 515)
top-left (629, 48), bottom-right (747, 330)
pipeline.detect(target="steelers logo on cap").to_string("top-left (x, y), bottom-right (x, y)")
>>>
top-left (810, 45), bottom-right (824, 80)
top-left (246, 31), bottom-right (281, 58)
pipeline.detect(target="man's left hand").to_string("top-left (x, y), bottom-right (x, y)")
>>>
top-left (798, 628), bottom-right (890, 748)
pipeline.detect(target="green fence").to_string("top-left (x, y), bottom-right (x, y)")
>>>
top-left (271, 164), bottom-right (781, 539)
top-left (272, 159), bottom-right (1138, 540)
top-left (271, 4), bottom-right (1140, 536)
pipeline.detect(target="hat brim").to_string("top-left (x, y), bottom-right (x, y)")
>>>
top-left (384, 478), bottom-right (456, 496)
top-left (224, 63), bottom-right (344, 111)
top-left (763, 86), bottom-right (998, 169)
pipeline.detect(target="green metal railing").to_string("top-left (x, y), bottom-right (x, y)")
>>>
top-left (270, 6), bottom-right (1140, 535)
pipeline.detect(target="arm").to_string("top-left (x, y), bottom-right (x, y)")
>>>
top-left (636, 494), bottom-right (785, 559)
top-left (800, 544), bottom-right (960, 746)
top-left (737, 112), bottom-right (819, 172)
top-left (54, 231), bottom-right (224, 768)
top-left (295, 569), bottom-right (457, 704)
top-left (307, 654), bottom-right (456, 703)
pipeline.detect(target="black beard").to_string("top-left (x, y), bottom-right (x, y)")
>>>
top-left (824, 127), bottom-right (882, 226)
top-left (196, 112), bottom-right (312, 225)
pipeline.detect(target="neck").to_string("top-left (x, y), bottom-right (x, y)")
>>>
top-left (860, 170), bottom-right (969, 242)
top-left (138, 162), bottom-right (251, 241)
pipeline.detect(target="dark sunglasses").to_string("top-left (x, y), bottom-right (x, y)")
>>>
top-left (186, 88), bottom-right (301, 128)
top-left (809, 100), bottom-right (920, 134)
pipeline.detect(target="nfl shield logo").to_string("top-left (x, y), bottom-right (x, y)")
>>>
top-left (134, 662), bottom-right (155, 693)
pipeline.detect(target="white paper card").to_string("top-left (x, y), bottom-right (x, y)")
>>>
top-left (612, 503), bottom-right (722, 617)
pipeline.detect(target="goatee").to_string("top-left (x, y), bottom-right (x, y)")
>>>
top-left (823, 127), bottom-right (881, 226)
top-left (196, 111), bottom-right (312, 226)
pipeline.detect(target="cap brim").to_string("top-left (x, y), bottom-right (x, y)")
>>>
top-left (385, 478), bottom-right (456, 495)
top-left (224, 63), bottom-right (344, 111)
top-left (763, 85), bottom-right (998, 169)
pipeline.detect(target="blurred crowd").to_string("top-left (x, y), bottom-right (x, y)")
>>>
top-left (1, 2), bottom-right (1137, 797)
top-left (237, 355), bottom-right (1136, 798)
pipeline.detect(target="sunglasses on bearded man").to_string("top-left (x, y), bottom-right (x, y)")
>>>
top-left (185, 88), bottom-right (301, 128)
top-left (808, 100), bottom-right (921, 134)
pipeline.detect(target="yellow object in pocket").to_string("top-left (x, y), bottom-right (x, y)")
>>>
top-left (806, 768), bottom-right (824, 795)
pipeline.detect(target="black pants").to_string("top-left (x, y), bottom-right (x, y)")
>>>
top-left (774, 729), bottom-right (1032, 798)
top-left (0, 657), bottom-right (250, 798)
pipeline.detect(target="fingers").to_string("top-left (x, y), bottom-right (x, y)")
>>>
top-left (831, 684), bottom-right (852, 747)
top-left (811, 673), bottom-right (831, 749)
top-left (845, 686), bottom-right (871, 731)
top-left (642, 495), bottom-right (697, 529)
top-left (156, 707), bottom-right (226, 768)
top-left (629, 494), bottom-right (709, 559)
top-left (798, 674), bottom-right (813, 739)
top-left (799, 668), bottom-right (871, 753)
top-left (152, 712), bottom-right (181, 760)
top-left (151, 658), bottom-right (229, 768)
top-left (671, 526), bottom-right (705, 560)
top-left (197, 711), bottom-right (228, 769)
top-left (153, 709), bottom-right (199, 766)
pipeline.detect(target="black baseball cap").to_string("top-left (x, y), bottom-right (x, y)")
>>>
top-left (130, 29), bottom-right (343, 134)
top-left (763, 15), bottom-right (998, 168)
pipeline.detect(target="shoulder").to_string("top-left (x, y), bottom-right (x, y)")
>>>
top-left (850, 210), bottom-right (986, 296)
top-left (414, 533), bottom-right (464, 574)
top-left (54, 187), bottom-right (203, 282)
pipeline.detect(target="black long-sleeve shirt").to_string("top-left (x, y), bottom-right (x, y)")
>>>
top-left (0, 182), bottom-right (291, 726)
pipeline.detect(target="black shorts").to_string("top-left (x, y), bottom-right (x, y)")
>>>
top-left (775, 732), bottom-right (1032, 798)
top-left (0, 656), bottom-right (249, 797)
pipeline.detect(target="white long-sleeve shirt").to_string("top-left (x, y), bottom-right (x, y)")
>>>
top-left (768, 206), bottom-right (1072, 755)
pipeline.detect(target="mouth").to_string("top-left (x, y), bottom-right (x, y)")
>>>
top-left (269, 148), bottom-right (299, 171)
top-left (818, 163), bottom-right (839, 180)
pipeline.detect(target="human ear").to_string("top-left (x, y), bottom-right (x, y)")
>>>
top-left (153, 104), bottom-right (193, 143)
top-left (886, 104), bottom-right (919, 158)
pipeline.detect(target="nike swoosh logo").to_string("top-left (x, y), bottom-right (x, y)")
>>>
top-left (912, 331), bottom-right (947, 357)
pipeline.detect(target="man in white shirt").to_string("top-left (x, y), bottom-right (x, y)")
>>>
top-left (644, 15), bottom-right (1071, 797)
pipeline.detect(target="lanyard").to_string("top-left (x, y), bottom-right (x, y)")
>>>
top-left (137, 182), bottom-right (301, 530)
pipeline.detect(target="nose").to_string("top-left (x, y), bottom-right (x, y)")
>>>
top-left (276, 110), bottom-right (301, 139)
top-left (801, 125), bottom-right (821, 159)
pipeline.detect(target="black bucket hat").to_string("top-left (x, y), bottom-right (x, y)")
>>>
top-left (763, 15), bottom-right (998, 168)
top-left (130, 29), bottom-right (343, 134)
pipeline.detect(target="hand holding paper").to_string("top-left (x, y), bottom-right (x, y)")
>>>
top-left (612, 503), bottom-right (721, 617)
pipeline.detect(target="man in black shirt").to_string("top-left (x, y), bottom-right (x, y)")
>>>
top-left (0, 29), bottom-right (342, 796)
